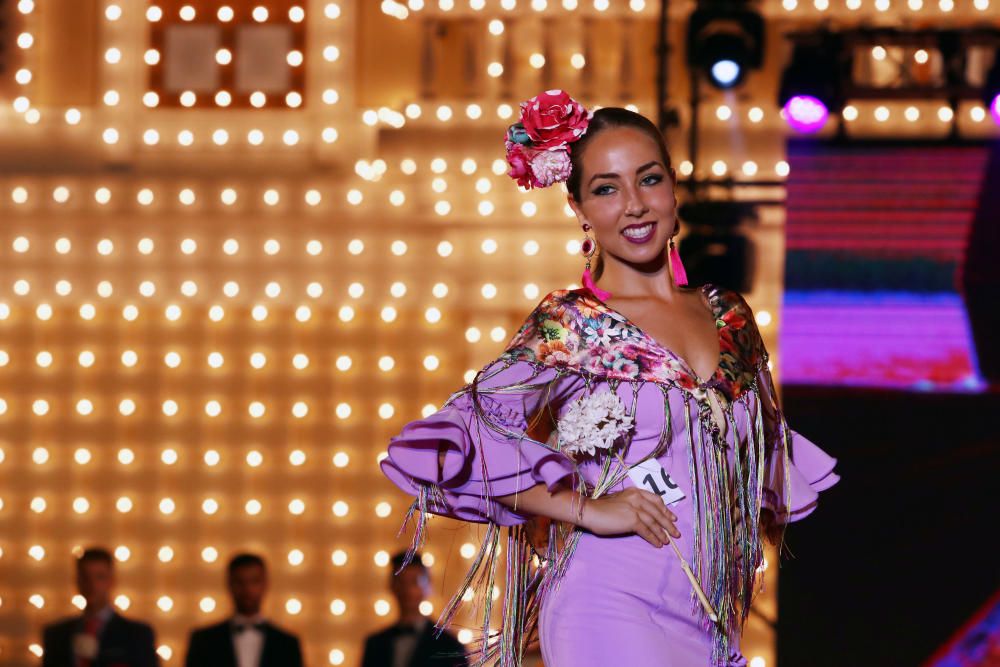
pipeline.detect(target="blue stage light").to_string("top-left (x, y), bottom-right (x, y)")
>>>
top-left (710, 60), bottom-right (742, 89)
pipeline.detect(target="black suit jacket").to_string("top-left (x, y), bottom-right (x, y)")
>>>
top-left (360, 622), bottom-right (468, 667)
top-left (42, 612), bottom-right (158, 667)
top-left (184, 620), bottom-right (303, 667)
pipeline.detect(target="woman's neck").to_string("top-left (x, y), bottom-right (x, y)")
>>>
top-left (597, 252), bottom-right (680, 301)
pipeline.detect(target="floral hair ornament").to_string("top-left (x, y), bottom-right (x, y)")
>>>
top-left (504, 89), bottom-right (593, 190)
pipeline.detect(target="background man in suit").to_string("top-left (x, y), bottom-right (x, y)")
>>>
top-left (41, 547), bottom-right (158, 667)
top-left (184, 553), bottom-right (303, 667)
top-left (360, 551), bottom-right (468, 667)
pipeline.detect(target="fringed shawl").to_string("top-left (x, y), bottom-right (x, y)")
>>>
top-left (385, 284), bottom-right (800, 666)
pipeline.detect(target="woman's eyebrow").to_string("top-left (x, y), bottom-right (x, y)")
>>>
top-left (588, 161), bottom-right (663, 185)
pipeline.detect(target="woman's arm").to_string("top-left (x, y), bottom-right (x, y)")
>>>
top-left (494, 481), bottom-right (682, 549)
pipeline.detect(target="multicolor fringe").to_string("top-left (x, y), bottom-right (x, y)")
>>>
top-left (392, 356), bottom-right (793, 667)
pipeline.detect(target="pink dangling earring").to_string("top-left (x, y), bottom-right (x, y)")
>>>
top-left (580, 229), bottom-right (612, 301)
top-left (668, 236), bottom-right (689, 287)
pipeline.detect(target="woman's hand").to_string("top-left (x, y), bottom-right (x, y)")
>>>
top-left (578, 488), bottom-right (681, 548)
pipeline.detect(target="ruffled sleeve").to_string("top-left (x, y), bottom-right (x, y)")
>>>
top-left (755, 360), bottom-right (840, 524)
top-left (380, 359), bottom-right (585, 526)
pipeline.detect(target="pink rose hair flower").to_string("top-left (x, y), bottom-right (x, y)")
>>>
top-left (520, 89), bottom-right (592, 150)
top-left (503, 89), bottom-right (593, 190)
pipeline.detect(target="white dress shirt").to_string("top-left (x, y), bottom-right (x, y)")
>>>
top-left (74, 605), bottom-right (115, 667)
top-left (231, 614), bottom-right (266, 667)
top-left (392, 617), bottom-right (429, 667)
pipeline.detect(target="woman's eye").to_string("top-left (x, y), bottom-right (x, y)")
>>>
top-left (642, 174), bottom-right (663, 185)
top-left (593, 185), bottom-right (614, 196)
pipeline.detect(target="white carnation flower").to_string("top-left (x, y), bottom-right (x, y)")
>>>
top-left (556, 389), bottom-right (634, 457)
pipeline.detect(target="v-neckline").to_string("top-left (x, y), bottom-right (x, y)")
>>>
top-left (590, 283), bottom-right (724, 387)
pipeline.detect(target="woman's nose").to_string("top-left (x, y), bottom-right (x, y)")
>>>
top-left (624, 190), bottom-right (648, 216)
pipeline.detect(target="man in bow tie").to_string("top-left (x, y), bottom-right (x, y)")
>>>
top-left (41, 547), bottom-right (158, 667)
top-left (184, 553), bottom-right (303, 667)
top-left (360, 551), bottom-right (467, 667)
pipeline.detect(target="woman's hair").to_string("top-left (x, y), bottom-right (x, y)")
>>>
top-left (565, 107), bottom-right (675, 281)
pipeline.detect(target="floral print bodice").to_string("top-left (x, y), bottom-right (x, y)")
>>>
top-left (501, 284), bottom-right (767, 403)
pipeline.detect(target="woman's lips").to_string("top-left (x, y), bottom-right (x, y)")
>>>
top-left (621, 221), bottom-right (657, 244)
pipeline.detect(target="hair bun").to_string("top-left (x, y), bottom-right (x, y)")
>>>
top-left (504, 89), bottom-right (593, 190)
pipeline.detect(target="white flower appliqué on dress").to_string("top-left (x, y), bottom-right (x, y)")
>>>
top-left (556, 389), bottom-right (635, 456)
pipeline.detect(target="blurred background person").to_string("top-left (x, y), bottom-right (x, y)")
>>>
top-left (360, 551), bottom-right (467, 667)
top-left (184, 553), bottom-right (303, 667)
top-left (41, 547), bottom-right (158, 667)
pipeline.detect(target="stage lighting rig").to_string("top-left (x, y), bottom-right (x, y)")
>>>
top-left (778, 32), bottom-right (847, 134)
top-left (686, 1), bottom-right (765, 91)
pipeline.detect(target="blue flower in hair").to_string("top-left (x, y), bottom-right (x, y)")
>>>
top-left (506, 122), bottom-right (532, 146)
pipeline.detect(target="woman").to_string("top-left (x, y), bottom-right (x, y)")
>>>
top-left (380, 90), bottom-right (839, 667)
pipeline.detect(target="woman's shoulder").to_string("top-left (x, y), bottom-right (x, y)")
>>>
top-left (521, 287), bottom-right (602, 325)
top-left (700, 282), bottom-right (769, 367)
top-left (500, 287), bottom-right (612, 365)
top-left (699, 282), bottom-right (756, 319)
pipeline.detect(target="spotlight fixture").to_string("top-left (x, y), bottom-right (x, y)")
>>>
top-left (687, 2), bottom-right (765, 90)
top-left (778, 33), bottom-right (846, 133)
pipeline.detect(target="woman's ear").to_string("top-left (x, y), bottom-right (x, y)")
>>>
top-left (566, 194), bottom-right (587, 226)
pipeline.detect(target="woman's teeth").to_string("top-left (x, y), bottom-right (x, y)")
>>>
top-left (623, 223), bottom-right (655, 239)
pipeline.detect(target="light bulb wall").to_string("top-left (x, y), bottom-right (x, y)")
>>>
top-left (0, 3), bottom-right (810, 666)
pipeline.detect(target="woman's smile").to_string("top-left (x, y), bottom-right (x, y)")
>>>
top-left (621, 221), bottom-right (658, 244)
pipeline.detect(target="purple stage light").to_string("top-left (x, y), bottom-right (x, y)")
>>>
top-left (991, 93), bottom-right (1000, 126)
top-left (783, 95), bottom-right (829, 134)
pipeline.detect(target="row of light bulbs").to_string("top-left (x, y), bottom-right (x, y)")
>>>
top-left (782, 0), bottom-right (988, 10)
top-left (0, 286), bottom-right (776, 322)
top-left (0, 300), bottom-right (530, 339)
top-left (18, 496), bottom-right (386, 519)
top-left (21, 448), bottom-right (362, 468)
top-left (25, 642), bottom-right (359, 665)
top-left (384, 0), bottom-right (649, 14)
top-left (0, 2), bottom-right (323, 23)
top-left (0, 284), bottom-right (546, 307)
top-left (9, 87), bottom-right (339, 118)
top-left (1, 399), bottom-right (431, 421)
top-left (386, 0), bottom-right (988, 11)
top-left (21, 592), bottom-right (429, 620)
top-left (19, 448), bottom-right (359, 469)
top-left (0, 277), bottom-right (520, 296)
top-left (140, 48), bottom-right (310, 68)
top-left (143, 4), bottom-right (309, 23)
top-left (0, 296), bottom-right (524, 342)
top-left (5, 349), bottom-right (485, 373)
top-left (2, 237), bottom-right (576, 259)
top-left (373, 98), bottom-right (996, 129)
top-left (19, 497), bottom-right (381, 519)
top-left (0, 288), bottom-right (779, 326)
top-left (1, 159), bottom-right (791, 207)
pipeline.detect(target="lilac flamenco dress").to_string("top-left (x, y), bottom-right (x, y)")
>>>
top-left (380, 284), bottom-right (839, 667)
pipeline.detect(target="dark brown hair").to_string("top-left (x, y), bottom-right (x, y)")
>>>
top-left (391, 549), bottom-right (427, 574)
top-left (565, 107), bottom-right (675, 281)
top-left (77, 547), bottom-right (114, 571)
top-left (228, 552), bottom-right (267, 576)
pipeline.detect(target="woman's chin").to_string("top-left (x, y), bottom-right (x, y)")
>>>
top-left (608, 244), bottom-right (668, 270)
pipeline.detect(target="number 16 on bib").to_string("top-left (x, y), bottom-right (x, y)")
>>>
top-left (627, 458), bottom-right (686, 506)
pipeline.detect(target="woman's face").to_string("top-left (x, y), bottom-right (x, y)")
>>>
top-left (568, 126), bottom-right (677, 269)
